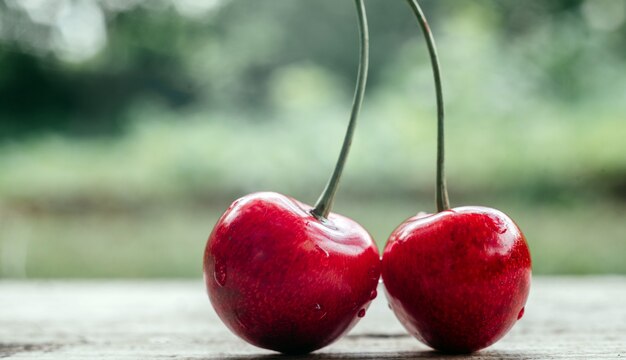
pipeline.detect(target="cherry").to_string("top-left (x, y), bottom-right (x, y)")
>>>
top-left (383, 207), bottom-right (531, 353)
top-left (205, 192), bottom-right (380, 354)
top-left (203, 1), bottom-right (380, 354)
top-left (381, 0), bottom-right (532, 353)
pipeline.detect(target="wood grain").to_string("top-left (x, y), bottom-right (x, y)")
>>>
top-left (1, 277), bottom-right (625, 359)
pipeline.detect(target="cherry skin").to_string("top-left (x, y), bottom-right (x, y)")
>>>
top-left (382, 206), bottom-right (531, 353)
top-left (204, 192), bottom-right (381, 354)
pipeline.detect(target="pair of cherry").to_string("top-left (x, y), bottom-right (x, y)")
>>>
top-left (203, 0), bottom-right (531, 355)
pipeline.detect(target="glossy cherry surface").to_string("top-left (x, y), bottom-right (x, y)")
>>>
top-left (382, 206), bottom-right (531, 353)
top-left (204, 192), bottom-right (380, 354)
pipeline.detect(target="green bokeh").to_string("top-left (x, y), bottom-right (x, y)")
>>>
top-left (0, 0), bottom-right (624, 277)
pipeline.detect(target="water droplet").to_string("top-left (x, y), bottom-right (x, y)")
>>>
top-left (235, 313), bottom-right (247, 330)
top-left (314, 245), bottom-right (330, 258)
top-left (314, 303), bottom-right (327, 320)
top-left (368, 266), bottom-right (379, 280)
top-left (517, 307), bottom-right (525, 320)
top-left (214, 261), bottom-right (227, 287)
top-left (387, 303), bottom-right (392, 310)
top-left (357, 309), bottom-right (366, 318)
top-left (488, 215), bottom-right (508, 234)
top-left (369, 290), bottom-right (377, 300)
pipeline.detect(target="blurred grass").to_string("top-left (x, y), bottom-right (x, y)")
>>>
top-left (0, 101), bottom-right (624, 205)
top-left (2, 197), bottom-right (625, 278)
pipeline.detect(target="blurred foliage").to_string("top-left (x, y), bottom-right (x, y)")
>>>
top-left (2, 0), bottom-right (625, 135)
top-left (0, 0), bottom-right (625, 277)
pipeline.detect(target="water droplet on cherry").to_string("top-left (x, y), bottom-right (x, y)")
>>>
top-left (235, 312), bottom-right (247, 330)
top-left (369, 289), bottom-right (377, 300)
top-left (357, 309), bottom-right (366, 318)
top-left (314, 303), bottom-right (327, 320)
top-left (488, 215), bottom-right (508, 234)
top-left (517, 307), bottom-right (525, 320)
top-left (214, 261), bottom-right (227, 287)
top-left (314, 244), bottom-right (330, 258)
top-left (368, 266), bottom-right (379, 280)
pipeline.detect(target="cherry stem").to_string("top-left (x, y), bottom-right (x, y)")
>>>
top-left (311, 0), bottom-right (369, 219)
top-left (406, 0), bottom-right (450, 212)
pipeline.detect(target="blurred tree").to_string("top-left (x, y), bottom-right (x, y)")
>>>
top-left (0, 0), bottom-right (624, 138)
top-left (0, 2), bottom-right (201, 136)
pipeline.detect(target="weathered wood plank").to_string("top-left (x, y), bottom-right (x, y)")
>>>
top-left (1, 277), bottom-right (625, 359)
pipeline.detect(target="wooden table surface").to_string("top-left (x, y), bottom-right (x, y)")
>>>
top-left (1, 277), bottom-right (625, 359)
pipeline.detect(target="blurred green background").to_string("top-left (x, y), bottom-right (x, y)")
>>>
top-left (0, 0), bottom-right (624, 278)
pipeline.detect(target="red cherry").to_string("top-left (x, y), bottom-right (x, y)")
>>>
top-left (204, 192), bottom-right (380, 354)
top-left (386, 1), bottom-right (533, 351)
top-left (382, 206), bottom-right (531, 353)
top-left (203, 1), bottom-right (372, 354)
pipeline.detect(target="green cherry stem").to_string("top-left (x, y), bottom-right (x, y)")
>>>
top-left (311, 0), bottom-right (369, 219)
top-left (406, 0), bottom-right (450, 212)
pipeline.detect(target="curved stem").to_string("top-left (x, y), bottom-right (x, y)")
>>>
top-left (406, 0), bottom-right (450, 212)
top-left (311, 0), bottom-right (369, 219)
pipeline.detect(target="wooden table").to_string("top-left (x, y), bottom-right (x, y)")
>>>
top-left (1, 277), bottom-right (625, 359)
